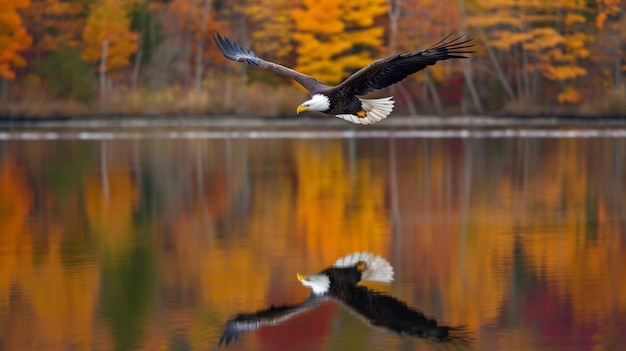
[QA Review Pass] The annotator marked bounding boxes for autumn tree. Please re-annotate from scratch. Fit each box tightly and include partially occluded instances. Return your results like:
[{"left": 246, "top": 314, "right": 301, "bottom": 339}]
[
  {"left": 128, "top": 3, "right": 163, "bottom": 90},
  {"left": 22, "top": 0, "right": 90, "bottom": 54},
  {"left": 594, "top": 0, "right": 625, "bottom": 90},
  {"left": 82, "top": 0, "right": 139, "bottom": 102},
  {"left": 145, "top": 0, "right": 224, "bottom": 90},
  {"left": 391, "top": 0, "right": 470, "bottom": 114},
  {"left": 82, "top": 0, "right": 139, "bottom": 72},
  {"left": 467, "top": 0, "right": 592, "bottom": 104},
  {"left": 244, "top": 0, "right": 296, "bottom": 62},
  {"left": 292, "top": 0, "right": 387, "bottom": 85},
  {"left": 0, "top": 0, "right": 32, "bottom": 80}
]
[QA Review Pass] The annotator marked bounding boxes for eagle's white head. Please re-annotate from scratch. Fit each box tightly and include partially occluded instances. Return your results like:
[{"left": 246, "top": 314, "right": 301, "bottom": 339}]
[{"left": 296, "top": 94, "right": 330, "bottom": 114}]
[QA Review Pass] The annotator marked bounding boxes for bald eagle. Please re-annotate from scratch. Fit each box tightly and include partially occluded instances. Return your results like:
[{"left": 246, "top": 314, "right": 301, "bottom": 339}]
[
  {"left": 219, "top": 252, "right": 466, "bottom": 346},
  {"left": 213, "top": 33, "right": 473, "bottom": 124}
]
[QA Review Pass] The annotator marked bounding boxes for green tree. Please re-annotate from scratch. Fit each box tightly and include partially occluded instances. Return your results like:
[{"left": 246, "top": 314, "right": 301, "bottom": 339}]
[{"left": 38, "top": 46, "right": 96, "bottom": 102}]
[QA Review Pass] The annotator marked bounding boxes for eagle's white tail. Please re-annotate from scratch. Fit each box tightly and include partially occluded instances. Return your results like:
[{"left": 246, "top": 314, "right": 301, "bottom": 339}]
[
  {"left": 334, "top": 252, "right": 395, "bottom": 284},
  {"left": 336, "top": 97, "right": 395, "bottom": 125}
]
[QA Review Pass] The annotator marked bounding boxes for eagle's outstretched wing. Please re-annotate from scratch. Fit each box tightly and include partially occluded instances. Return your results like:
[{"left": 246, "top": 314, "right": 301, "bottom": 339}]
[
  {"left": 334, "top": 286, "right": 468, "bottom": 342},
  {"left": 213, "top": 33, "right": 329, "bottom": 93},
  {"left": 218, "top": 294, "right": 328, "bottom": 347},
  {"left": 334, "top": 35, "right": 474, "bottom": 96}
]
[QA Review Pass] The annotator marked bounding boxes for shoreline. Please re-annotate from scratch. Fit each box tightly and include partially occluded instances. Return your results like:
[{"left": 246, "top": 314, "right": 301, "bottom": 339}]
[{"left": 1, "top": 114, "right": 626, "bottom": 130}]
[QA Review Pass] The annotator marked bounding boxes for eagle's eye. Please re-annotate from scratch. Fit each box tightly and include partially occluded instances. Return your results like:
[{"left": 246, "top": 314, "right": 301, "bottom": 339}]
[{"left": 356, "top": 261, "right": 367, "bottom": 272}]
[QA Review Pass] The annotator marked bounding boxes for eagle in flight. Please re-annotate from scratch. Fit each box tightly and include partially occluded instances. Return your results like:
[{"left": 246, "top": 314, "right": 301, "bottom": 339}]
[
  {"left": 219, "top": 252, "right": 468, "bottom": 347},
  {"left": 213, "top": 34, "right": 473, "bottom": 125}
]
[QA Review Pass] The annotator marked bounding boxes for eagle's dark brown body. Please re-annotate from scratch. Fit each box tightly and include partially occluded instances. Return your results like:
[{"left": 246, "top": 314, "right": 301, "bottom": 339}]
[{"left": 213, "top": 33, "right": 474, "bottom": 124}]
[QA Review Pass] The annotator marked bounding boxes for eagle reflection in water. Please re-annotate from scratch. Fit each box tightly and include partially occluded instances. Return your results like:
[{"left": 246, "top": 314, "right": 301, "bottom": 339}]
[{"left": 219, "top": 252, "right": 468, "bottom": 347}]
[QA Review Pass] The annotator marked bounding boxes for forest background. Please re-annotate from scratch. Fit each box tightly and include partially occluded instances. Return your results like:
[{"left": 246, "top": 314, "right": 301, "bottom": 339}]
[{"left": 1, "top": 0, "right": 625, "bottom": 119}]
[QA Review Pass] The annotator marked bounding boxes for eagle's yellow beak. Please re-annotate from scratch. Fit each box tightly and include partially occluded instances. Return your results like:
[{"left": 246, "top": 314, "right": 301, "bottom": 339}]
[
  {"left": 296, "top": 272, "right": 307, "bottom": 281},
  {"left": 296, "top": 105, "right": 308, "bottom": 114}
]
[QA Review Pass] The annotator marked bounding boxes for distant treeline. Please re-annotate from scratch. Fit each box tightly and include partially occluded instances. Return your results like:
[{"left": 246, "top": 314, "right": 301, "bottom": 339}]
[{"left": 1, "top": 0, "right": 625, "bottom": 118}]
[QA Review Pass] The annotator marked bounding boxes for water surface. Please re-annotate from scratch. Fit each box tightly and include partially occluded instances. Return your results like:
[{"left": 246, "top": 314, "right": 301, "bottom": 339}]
[{"left": 1, "top": 127, "right": 625, "bottom": 351}]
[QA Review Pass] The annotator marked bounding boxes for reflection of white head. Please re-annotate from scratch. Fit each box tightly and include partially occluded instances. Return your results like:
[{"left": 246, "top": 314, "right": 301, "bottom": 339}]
[
  {"left": 297, "top": 252, "right": 395, "bottom": 296},
  {"left": 334, "top": 252, "right": 394, "bottom": 284},
  {"left": 297, "top": 273, "right": 331, "bottom": 295}
]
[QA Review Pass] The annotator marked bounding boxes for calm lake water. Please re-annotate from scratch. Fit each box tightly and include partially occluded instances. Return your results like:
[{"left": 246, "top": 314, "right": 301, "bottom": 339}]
[{"left": 1, "top": 126, "right": 625, "bottom": 351}]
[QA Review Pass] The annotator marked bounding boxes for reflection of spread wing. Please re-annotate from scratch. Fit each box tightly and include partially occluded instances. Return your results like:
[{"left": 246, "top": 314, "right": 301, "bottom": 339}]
[
  {"left": 335, "top": 286, "right": 466, "bottom": 341},
  {"left": 219, "top": 294, "right": 328, "bottom": 347}
]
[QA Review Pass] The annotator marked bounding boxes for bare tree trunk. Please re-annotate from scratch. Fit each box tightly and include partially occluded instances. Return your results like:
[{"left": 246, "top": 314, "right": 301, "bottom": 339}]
[
  {"left": 387, "top": 0, "right": 414, "bottom": 112},
  {"left": 193, "top": 39, "right": 204, "bottom": 91},
  {"left": 424, "top": 70, "right": 443, "bottom": 114},
  {"left": 131, "top": 8, "right": 145, "bottom": 91},
  {"left": 478, "top": 27, "right": 515, "bottom": 100},
  {"left": 132, "top": 35, "right": 143, "bottom": 91},
  {"left": 522, "top": 42, "right": 530, "bottom": 98},
  {"left": 421, "top": 29, "right": 442, "bottom": 114},
  {"left": 194, "top": 0, "right": 213, "bottom": 91},
  {"left": 100, "top": 40, "right": 108, "bottom": 111},
  {"left": 514, "top": 45, "right": 523, "bottom": 98},
  {"left": 388, "top": 0, "right": 419, "bottom": 115},
  {"left": 397, "top": 84, "right": 418, "bottom": 115},
  {"left": 0, "top": 78, "right": 8, "bottom": 102},
  {"left": 615, "top": 55, "right": 623, "bottom": 89},
  {"left": 457, "top": 0, "right": 483, "bottom": 113},
  {"left": 387, "top": 0, "right": 400, "bottom": 56}
]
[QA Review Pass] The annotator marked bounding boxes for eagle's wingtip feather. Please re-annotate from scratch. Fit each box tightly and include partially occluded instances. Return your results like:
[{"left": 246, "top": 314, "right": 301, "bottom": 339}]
[{"left": 213, "top": 32, "right": 261, "bottom": 67}]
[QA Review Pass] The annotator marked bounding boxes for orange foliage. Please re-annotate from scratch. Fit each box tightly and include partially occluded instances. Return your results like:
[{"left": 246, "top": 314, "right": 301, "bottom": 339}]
[
  {"left": 0, "top": 0, "right": 32, "bottom": 79},
  {"left": 22, "top": 0, "right": 88, "bottom": 53},
  {"left": 596, "top": 0, "right": 622, "bottom": 30}
]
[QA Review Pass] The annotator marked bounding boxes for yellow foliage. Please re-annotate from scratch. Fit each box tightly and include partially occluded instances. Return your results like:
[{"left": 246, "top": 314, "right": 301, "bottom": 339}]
[
  {"left": 565, "top": 13, "right": 586, "bottom": 26},
  {"left": 523, "top": 27, "right": 565, "bottom": 51},
  {"left": 246, "top": 0, "right": 296, "bottom": 60},
  {"left": 491, "top": 31, "right": 534, "bottom": 50},
  {"left": 468, "top": 0, "right": 592, "bottom": 101},
  {"left": 543, "top": 64, "right": 587, "bottom": 80},
  {"left": 292, "top": 0, "right": 387, "bottom": 84},
  {"left": 467, "top": 14, "right": 523, "bottom": 29},
  {"left": 557, "top": 84, "right": 583, "bottom": 103},
  {"left": 81, "top": 0, "right": 138, "bottom": 72}
]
